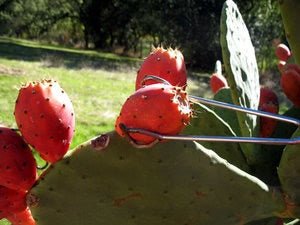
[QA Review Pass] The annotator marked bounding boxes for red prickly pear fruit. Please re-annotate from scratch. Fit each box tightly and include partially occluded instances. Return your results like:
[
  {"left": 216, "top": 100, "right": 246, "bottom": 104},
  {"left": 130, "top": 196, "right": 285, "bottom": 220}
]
[
  {"left": 0, "top": 185, "right": 27, "bottom": 220},
  {"left": 209, "top": 60, "right": 228, "bottom": 94},
  {"left": 277, "top": 60, "right": 286, "bottom": 72},
  {"left": 0, "top": 127, "right": 37, "bottom": 192},
  {"left": 259, "top": 87, "right": 279, "bottom": 138},
  {"left": 275, "top": 43, "right": 291, "bottom": 62},
  {"left": 14, "top": 80, "right": 75, "bottom": 163},
  {"left": 135, "top": 47, "right": 187, "bottom": 90},
  {"left": 275, "top": 218, "right": 284, "bottom": 225},
  {"left": 115, "top": 83, "right": 192, "bottom": 145},
  {"left": 282, "top": 63, "right": 300, "bottom": 74},
  {"left": 259, "top": 87, "right": 279, "bottom": 106},
  {"left": 6, "top": 207, "right": 36, "bottom": 225},
  {"left": 280, "top": 66, "right": 300, "bottom": 107},
  {"left": 209, "top": 73, "right": 228, "bottom": 94},
  {"left": 259, "top": 103, "right": 279, "bottom": 138}
]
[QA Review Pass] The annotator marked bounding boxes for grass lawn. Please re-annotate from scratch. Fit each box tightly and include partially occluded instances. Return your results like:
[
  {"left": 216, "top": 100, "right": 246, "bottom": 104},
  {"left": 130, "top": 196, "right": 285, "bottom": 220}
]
[{"left": 0, "top": 38, "right": 141, "bottom": 148}]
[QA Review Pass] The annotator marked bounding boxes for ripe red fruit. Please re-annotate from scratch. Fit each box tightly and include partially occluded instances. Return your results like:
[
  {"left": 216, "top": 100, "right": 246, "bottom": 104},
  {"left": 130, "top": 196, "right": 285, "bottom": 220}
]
[
  {"left": 0, "top": 185, "right": 27, "bottom": 220},
  {"left": 280, "top": 65, "right": 300, "bottom": 107},
  {"left": 283, "top": 63, "right": 300, "bottom": 74},
  {"left": 135, "top": 47, "right": 187, "bottom": 90},
  {"left": 259, "top": 87, "right": 279, "bottom": 138},
  {"left": 115, "top": 83, "right": 191, "bottom": 145},
  {"left": 277, "top": 60, "right": 286, "bottom": 72},
  {"left": 0, "top": 127, "right": 37, "bottom": 192},
  {"left": 210, "top": 73, "right": 228, "bottom": 94},
  {"left": 259, "top": 87, "right": 279, "bottom": 106},
  {"left": 275, "top": 218, "right": 283, "bottom": 225},
  {"left": 259, "top": 103, "right": 279, "bottom": 138},
  {"left": 6, "top": 207, "right": 36, "bottom": 225},
  {"left": 14, "top": 80, "right": 75, "bottom": 163},
  {"left": 275, "top": 43, "right": 291, "bottom": 62}
]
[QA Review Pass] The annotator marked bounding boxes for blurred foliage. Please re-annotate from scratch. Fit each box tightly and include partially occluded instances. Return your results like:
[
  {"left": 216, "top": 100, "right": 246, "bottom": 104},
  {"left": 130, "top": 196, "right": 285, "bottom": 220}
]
[
  {"left": 0, "top": 0, "right": 286, "bottom": 71},
  {"left": 236, "top": 0, "right": 286, "bottom": 72}
]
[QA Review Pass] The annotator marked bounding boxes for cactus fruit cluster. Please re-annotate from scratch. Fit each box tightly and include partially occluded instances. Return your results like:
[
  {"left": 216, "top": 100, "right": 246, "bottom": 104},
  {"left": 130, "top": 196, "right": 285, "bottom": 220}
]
[
  {"left": 1, "top": 0, "right": 300, "bottom": 224},
  {"left": 0, "top": 80, "right": 75, "bottom": 224},
  {"left": 0, "top": 127, "right": 37, "bottom": 225}
]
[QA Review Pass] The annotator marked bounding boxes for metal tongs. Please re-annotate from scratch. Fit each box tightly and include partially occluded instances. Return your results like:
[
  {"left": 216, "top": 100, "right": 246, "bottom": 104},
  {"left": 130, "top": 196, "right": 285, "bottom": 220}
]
[{"left": 120, "top": 75, "right": 300, "bottom": 147}]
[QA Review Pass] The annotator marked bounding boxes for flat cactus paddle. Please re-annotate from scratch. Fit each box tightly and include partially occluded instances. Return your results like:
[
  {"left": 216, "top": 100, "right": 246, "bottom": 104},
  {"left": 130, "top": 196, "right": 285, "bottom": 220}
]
[
  {"left": 220, "top": 0, "right": 261, "bottom": 165},
  {"left": 29, "top": 132, "right": 285, "bottom": 225}
]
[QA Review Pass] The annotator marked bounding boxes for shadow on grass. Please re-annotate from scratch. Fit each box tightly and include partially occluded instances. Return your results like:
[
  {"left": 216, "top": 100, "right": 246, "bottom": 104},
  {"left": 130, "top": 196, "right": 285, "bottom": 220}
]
[{"left": 0, "top": 37, "right": 141, "bottom": 71}]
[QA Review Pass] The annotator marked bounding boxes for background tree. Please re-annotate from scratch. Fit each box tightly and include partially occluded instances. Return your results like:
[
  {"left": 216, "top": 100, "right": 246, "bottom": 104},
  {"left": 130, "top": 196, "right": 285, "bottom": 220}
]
[{"left": 0, "top": 0, "right": 285, "bottom": 71}]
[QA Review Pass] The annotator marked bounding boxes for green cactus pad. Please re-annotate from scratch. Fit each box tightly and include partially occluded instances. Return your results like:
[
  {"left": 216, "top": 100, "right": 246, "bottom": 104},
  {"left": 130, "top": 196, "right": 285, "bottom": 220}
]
[
  {"left": 257, "top": 107, "right": 300, "bottom": 185},
  {"left": 213, "top": 88, "right": 241, "bottom": 136},
  {"left": 278, "top": 128, "right": 300, "bottom": 217},
  {"left": 272, "top": 106, "right": 300, "bottom": 141},
  {"left": 185, "top": 101, "right": 249, "bottom": 171},
  {"left": 279, "top": 0, "right": 300, "bottom": 64},
  {"left": 30, "top": 132, "right": 285, "bottom": 225},
  {"left": 239, "top": 107, "right": 300, "bottom": 186},
  {"left": 220, "top": 0, "right": 260, "bottom": 165}
]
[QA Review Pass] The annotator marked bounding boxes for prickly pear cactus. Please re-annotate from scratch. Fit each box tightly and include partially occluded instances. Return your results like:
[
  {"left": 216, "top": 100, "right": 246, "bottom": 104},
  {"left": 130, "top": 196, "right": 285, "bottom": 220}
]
[
  {"left": 4, "top": 0, "right": 300, "bottom": 225},
  {"left": 220, "top": 0, "right": 261, "bottom": 165},
  {"left": 29, "top": 133, "right": 286, "bottom": 225}
]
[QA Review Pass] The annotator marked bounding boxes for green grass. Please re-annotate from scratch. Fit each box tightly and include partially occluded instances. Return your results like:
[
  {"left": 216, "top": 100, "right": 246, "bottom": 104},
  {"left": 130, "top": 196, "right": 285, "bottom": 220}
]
[
  {"left": 0, "top": 50, "right": 139, "bottom": 150},
  {"left": 1, "top": 63, "right": 134, "bottom": 145}
]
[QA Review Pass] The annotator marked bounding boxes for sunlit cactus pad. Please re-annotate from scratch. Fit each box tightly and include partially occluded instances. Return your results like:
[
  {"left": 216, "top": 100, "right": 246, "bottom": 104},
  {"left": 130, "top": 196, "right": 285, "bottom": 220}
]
[{"left": 220, "top": 0, "right": 260, "bottom": 165}]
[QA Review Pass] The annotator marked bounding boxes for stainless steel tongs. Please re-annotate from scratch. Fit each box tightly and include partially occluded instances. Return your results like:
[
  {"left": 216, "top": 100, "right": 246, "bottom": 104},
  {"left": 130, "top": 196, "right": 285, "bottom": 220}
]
[{"left": 120, "top": 76, "right": 300, "bottom": 147}]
